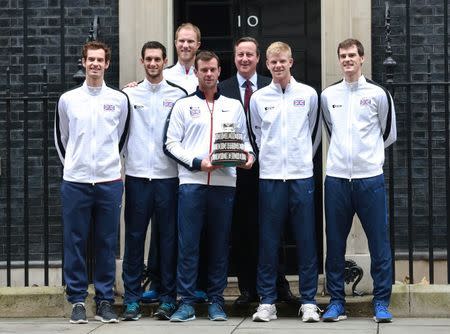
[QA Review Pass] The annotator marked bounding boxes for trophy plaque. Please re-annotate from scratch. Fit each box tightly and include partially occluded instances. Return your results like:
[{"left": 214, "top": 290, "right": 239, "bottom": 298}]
[{"left": 211, "top": 123, "right": 247, "bottom": 167}]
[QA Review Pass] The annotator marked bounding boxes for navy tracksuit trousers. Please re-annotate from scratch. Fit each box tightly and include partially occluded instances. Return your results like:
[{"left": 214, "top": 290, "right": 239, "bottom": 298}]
[
  {"left": 122, "top": 176, "right": 178, "bottom": 304},
  {"left": 61, "top": 180, "right": 123, "bottom": 304},
  {"left": 256, "top": 177, "right": 318, "bottom": 305},
  {"left": 177, "top": 184, "right": 235, "bottom": 306},
  {"left": 325, "top": 174, "right": 392, "bottom": 306}
]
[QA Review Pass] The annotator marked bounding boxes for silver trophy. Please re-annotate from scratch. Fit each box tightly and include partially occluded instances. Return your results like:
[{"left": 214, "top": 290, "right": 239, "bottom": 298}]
[{"left": 211, "top": 123, "right": 247, "bottom": 166}]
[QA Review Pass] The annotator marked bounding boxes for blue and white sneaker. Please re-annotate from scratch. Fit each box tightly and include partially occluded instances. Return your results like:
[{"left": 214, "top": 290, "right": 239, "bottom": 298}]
[
  {"left": 208, "top": 303, "right": 228, "bottom": 321},
  {"left": 373, "top": 302, "right": 392, "bottom": 323},
  {"left": 322, "top": 303, "right": 347, "bottom": 322},
  {"left": 170, "top": 303, "right": 196, "bottom": 322}
]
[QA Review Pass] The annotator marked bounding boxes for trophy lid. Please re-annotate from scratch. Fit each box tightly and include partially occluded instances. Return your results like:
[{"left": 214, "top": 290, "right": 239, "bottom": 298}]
[{"left": 221, "top": 123, "right": 235, "bottom": 132}]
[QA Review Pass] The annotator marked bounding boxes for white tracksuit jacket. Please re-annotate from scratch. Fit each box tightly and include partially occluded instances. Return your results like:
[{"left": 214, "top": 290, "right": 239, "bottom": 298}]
[
  {"left": 54, "top": 81, "right": 130, "bottom": 183},
  {"left": 321, "top": 75, "right": 397, "bottom": 179},
  {"left": 249, "top": 77, "right": 321, "bottom": 180},
  {"left": 123, "top": 78, "right": 187, "bottom": 179},
  {"left": 164, "top": 89, "right": 253, "bottom": 186},
  {"left": 163, "top": 62, "right": 198, "bottom": 94}
]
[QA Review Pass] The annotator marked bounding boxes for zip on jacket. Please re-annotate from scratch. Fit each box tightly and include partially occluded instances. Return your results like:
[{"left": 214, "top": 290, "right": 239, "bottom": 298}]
[
  {"left": 163, "top": 88, "right": 254, "bottom": 187},
  {"left": 321, "top": 75, "right": 397, "bottom": 179}
]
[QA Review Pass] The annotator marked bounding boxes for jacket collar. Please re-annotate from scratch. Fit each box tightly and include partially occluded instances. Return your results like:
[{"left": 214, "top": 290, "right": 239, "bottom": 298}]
[
  {"left": 142, "top": 78, "right": 165, "bottom": 92},
  {"left": 194, "top": 86, "right": 221, "bottom": 100},
  {"left": 343, "top": 75, "right": 366, "bottom": 90},
  {"left": 82, "top": 81, "right": 106, "bottom": 96},
  {"left": 270, "top": 76, "right": 296, "bottom": 93}
]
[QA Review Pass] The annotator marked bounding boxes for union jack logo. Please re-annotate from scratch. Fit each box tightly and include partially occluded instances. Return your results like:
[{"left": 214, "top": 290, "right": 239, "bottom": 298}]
[
  {"left": 163, "top": 100, "right": 174, "bottom": 108},
  {"left": 103, "top": 104, "right": 116, "bottom": 112},
  {"left": 294, "top": 99, "right": 305, "bottom": 106}
]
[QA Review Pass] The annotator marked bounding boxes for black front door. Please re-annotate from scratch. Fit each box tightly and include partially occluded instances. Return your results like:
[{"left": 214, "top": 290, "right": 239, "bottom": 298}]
[{"left": 175, "top": 0, "right": 323, "bottom": 275}]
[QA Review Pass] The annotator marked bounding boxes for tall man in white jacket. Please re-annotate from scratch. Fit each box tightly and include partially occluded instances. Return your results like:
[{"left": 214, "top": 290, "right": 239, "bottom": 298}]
[
  {"left": 121, "top": 41, "right": 187, "bottom": 321},
  {"left": 163, "top": 22, "right": 201, "bottom": 94},
  {"left": 249, "top": 42, "right": 321, "bottom": 323},
  {"left": 54, "top": 41, "right": 130, "bottom": 324},
  {"left": 321, "top": 38, "right": 396, "bottom": 323},
  {"left": 164, "top": 51, "right": 254, "bottom": 322}
]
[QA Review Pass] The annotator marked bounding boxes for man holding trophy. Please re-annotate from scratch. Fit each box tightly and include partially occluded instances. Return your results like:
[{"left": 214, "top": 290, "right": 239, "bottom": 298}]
[{"left": 164, "top": 50, "right": 254, "bottom": 322}]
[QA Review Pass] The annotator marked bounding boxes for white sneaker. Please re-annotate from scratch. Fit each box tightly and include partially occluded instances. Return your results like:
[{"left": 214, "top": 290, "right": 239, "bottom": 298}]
[
  {"left": 299, "top": 303, "right": 320, "bottom": 322},
  {"left": 252, "top": 304, "right": 277, "bottom": 322}
]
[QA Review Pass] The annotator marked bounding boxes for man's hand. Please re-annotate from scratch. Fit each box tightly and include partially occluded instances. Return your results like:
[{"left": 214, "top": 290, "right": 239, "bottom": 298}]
[
  {"left": 201, "top": 158, "right": 222, "bottom": 172},
  {"left": 123, "top": 81, "right": 138, "bottom": 89},
  {"left": 238, "top": 151, "right": 255, "bottom": 170}
]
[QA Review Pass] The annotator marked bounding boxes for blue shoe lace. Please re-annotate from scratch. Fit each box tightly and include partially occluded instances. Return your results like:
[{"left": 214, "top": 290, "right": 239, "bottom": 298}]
[
  {"left": 160, "top": 302, "right": 176, "bottom": 311},
  {"left": 178, "top": 303, "right": 193, "bottom": 313},
  {"left": 126, "top": 302, "right": 139, "bottom": 313},
  {"left": 209, "top": 303, "right": 227, "bottom": 320},
  {"left": 324, "top": 303, "right": 343, "bottom": 317},
  {"left": 374, "top": 302, "right": 392, "bottom": 319}
]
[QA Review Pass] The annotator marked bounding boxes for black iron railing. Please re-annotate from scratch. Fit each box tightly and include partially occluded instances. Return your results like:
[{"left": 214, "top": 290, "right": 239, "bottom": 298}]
[
  {"left": 384, "top": 1, "right": 450, "bottom": 284},
  {"left": 0, "top": 13, "right": 102, "bottom": 287},
  {"left": 1, "top": 67, "right": 59, "bottom": 286}
]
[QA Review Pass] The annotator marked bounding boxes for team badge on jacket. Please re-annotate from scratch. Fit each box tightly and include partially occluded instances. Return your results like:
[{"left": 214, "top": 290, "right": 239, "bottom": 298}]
[
  {"left": 189, "top": 106, "right": 201, "bottom": 117},
  {"left": 294, "top": 98, "right": 305, "bottom": 106},
  {"left": 103, "top": 104, "right": 116, "bottom": 112},
  {"left": 360, "top": 97, "right": 371, "bottom": 106},
  {"left": 163, "top": 100, "right": 174, "bottom": 108}
]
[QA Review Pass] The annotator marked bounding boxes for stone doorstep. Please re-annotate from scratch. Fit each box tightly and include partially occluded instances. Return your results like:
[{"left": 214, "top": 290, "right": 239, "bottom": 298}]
[{"left": 1, "top": 284, "right": 450, "bottom": 318}]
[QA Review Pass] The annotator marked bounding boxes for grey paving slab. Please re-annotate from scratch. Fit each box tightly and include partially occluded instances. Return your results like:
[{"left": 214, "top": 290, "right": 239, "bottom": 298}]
[
  {"left": 90, "top": 319, "right": 240, "bottom": 334},
  {"left": 379, "top": 325, "right": 450, "bottom": 334},
  {"left": 0, "top": 319, "right": 102, "bottom": 334},
  {"left": 389, "top": 318, "right": 450, "bottom": 326},
  {"left": 1, "top": 317, "right": 450, "bottom": 334},
  {"left": 239, "top": 317, "right": 377, "bottom": 328},
  {"left": 379, "top": 318, "right": 450, "bottom": 334},
  {"left": 236, "top": 317, "right": 378, "bottom": 333}
]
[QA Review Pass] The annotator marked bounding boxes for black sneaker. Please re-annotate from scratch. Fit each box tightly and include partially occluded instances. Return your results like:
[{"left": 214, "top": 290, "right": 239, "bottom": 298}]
[
  {"left": 122, "top": 302, "right": 141, "bottom": 321},
  {"left": 70, "top": 302, "right": 88, "bottom": 324},
  {"left": 154, "top": 302, "right": 177, "bottom": 320},
  {"left": 95, "top": 301, "right": 119, "bottom": 323}
]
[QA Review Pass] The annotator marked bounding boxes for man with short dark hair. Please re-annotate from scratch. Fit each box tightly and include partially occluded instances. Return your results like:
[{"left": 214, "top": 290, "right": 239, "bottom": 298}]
[
  {"left": 55, "top": 41, "right": 130, "bottom": 324},
  {"left": 218, "top": 37, "right": 296, "bottom": 306},
  {"left": 321, "top": 38, "right": 396, "bottom": 323},
  {"left": 141, "top": 23, "right": 206, "bottom": 305},
  {"left": 121, "top": 41, "right": 187, "bottom": 321},
  {"left": 164, "top": 51, "right": 254, "bottom": 322}
]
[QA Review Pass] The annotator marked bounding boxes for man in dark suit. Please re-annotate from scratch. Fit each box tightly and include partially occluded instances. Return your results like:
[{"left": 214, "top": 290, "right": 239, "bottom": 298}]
[{"left": 218, "top": 37, "right": 296, "bottom": 306}]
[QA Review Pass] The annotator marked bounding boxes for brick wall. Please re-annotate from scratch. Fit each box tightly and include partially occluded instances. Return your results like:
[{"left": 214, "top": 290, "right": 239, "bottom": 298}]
[
  {"left": 0, "top": 0, "right": 119, "bottom": 263},
  {"left": 372, "top": 0, "right": 449, "bottom": 252}
]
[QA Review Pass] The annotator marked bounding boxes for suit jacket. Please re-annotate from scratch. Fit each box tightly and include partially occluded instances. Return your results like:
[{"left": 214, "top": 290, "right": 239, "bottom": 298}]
[
  {"left": 218, "top": 74, "right": 271, "bottom": 154},
  {"left": 218, "top": 74, "right": 271, "bottom": 104}
]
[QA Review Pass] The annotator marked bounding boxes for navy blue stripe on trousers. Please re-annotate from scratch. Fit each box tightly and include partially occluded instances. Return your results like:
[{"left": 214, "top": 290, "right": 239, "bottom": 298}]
[
  {"left": 61, "top": 180, "right": 123, "bottom": 304},
  {"left": 325, "top": 174, "right": 392, "bottom": 306},
  {"left": 177, "top": 184, "right": 235, "bottom": 306},
  {"left": 122, "top": 176, "right": 178, "bottom": 304},
  {"left": 257, "top": 178, "right": 318, "bottom": 305}
]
